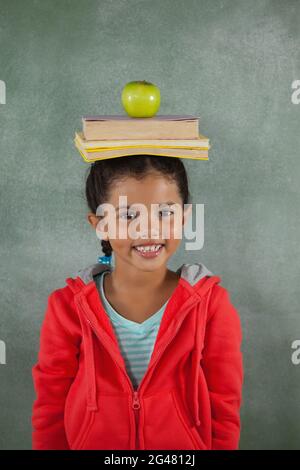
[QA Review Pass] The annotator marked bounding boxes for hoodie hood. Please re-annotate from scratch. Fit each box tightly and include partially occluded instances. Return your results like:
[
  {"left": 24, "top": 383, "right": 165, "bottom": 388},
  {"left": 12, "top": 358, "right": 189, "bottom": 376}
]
[
  {"left": 73, "top": 261, "right": 214, "bottom": 287},
  {"left": 65, "top": 261, "right": 221, "bottom": 430}
]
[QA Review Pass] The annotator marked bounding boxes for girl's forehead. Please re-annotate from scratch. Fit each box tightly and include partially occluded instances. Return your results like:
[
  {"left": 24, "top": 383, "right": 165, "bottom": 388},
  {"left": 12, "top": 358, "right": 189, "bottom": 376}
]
[{"left": 108, "top": 175, "right": 181, "bottom": 204}]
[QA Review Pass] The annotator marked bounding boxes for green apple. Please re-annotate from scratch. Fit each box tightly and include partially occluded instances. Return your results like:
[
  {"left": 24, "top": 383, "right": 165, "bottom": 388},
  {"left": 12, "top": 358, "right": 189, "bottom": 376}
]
[{"left": 121, "top": 80, "right": 161, "bottom": 117}]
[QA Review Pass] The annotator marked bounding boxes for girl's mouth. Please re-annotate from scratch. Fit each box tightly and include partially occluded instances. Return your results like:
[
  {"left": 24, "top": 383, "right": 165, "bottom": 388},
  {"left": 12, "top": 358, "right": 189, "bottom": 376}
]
[{"left": 132, "top": 244, "right": 164, "bottom": 259}]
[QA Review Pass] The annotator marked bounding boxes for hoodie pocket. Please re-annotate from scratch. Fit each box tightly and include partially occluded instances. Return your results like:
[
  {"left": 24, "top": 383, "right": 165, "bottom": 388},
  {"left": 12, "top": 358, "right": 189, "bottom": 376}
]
[
  {"left": 70, "top": 393, "right": 131, "bottom": 450},
  {"left": 71, "top": 409, "right": 96, "bottom": 450},
  {"left": 143, "top": 388, "right": 205, "bottom": 450},
  {"left": 171, "top": 388, "right": 207, "bottom": 450}
]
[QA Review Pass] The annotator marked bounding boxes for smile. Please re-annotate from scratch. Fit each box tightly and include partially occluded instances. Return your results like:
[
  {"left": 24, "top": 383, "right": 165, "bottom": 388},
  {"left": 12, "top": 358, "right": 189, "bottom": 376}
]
[{"left": 133, "top": 244, "right": 164, "bottom": 258}]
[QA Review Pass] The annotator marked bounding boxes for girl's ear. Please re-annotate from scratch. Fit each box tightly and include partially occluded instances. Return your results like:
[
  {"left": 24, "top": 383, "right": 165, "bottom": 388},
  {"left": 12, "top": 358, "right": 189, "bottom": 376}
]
[
  {"left": 87, "top": 212, "right": 99, "bottom": 229},
  {"left": 87, "top": 212, "right": 110, "bottom": 241},
  {"left": 183, "top": 204, "right": 192, "bottom": 226}
]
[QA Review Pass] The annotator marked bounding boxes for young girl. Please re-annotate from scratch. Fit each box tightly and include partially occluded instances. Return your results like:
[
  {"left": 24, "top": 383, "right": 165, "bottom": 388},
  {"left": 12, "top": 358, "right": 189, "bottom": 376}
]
[{"left": 31, "top": 155, "right": 243, "bottom": 450}]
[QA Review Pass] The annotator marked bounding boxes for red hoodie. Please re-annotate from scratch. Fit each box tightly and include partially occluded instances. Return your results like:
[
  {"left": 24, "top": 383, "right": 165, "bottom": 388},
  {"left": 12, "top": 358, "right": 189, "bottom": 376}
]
[{"left": 31, "top": 262, "right": 243, "bottom": 450}]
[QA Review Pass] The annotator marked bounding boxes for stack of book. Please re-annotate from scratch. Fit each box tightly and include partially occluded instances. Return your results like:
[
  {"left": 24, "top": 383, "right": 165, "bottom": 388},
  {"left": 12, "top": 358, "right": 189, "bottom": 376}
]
[{"left": 74, "top": 115, "right": 210, "bottom": 162}]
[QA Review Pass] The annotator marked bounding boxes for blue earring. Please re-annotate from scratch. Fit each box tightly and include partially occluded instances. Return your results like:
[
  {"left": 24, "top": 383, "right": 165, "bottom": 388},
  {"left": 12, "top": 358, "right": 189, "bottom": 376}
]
[{"left": 98, "top": 254, "right": 112, "bottom": 265}]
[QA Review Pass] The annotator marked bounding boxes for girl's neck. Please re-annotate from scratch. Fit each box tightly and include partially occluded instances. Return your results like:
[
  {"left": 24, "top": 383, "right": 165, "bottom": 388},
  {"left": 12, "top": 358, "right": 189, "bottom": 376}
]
[
  {"left": 102, "top": 263, "right": 181, "bottom": 323},
  {"left": 108, "top": 263, "right": 178, "bottom": 294}
]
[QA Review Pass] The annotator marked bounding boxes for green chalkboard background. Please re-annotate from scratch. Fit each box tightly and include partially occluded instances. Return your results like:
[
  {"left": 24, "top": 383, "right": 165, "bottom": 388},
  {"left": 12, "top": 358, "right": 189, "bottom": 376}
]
[{"left": 0, "top": 0, "right": 299, "bottom": 450}]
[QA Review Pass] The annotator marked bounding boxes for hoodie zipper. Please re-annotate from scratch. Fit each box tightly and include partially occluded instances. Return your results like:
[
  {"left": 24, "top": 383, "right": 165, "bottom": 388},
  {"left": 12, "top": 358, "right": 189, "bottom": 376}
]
[
  {"left": 78, "top": 294, "right": 199, "bottom": 449},
  {"left": 132, "top": 391, "right": 140, "bottom": 449}
]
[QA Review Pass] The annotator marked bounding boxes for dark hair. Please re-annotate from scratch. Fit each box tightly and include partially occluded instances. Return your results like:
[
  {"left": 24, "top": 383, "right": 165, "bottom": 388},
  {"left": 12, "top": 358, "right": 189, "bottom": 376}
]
[{"left": 85, "top": 155, "right": 191, "bottom": 257}]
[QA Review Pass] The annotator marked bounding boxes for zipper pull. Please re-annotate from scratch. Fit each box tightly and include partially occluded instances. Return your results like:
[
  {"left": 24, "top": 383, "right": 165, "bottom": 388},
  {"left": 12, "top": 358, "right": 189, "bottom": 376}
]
[{"left": 132, "top": 391, "right": 140, "bottom": 409}]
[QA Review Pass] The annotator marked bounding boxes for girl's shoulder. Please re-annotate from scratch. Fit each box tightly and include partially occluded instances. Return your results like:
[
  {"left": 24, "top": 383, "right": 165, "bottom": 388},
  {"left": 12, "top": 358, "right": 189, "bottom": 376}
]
[
  {"left": 204, "top": 282, "right": 241, "bottom": 328},
  {"left": 42, "top": 281, "right": 82, "bottom": 339}
]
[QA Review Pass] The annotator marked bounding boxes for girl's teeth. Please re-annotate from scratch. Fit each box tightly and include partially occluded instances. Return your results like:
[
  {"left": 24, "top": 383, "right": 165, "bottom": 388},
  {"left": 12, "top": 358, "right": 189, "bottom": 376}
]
[{"left": 135, "top": 245, "right": 162, "bottom": 252}]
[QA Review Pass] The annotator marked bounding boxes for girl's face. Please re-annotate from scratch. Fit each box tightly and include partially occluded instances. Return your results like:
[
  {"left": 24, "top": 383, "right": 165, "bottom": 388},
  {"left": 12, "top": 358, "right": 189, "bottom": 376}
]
[{"left": 88, "top": 172, "right": 192, "bottom": 272}]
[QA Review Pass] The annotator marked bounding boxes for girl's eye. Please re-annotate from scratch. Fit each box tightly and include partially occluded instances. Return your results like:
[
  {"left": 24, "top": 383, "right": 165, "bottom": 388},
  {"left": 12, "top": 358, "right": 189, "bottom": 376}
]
[
  {"left": 119, "top": 211, "right": 137, "bottom": 220},
  {"left": 160, "top": 209, "right": 174, "bottom": 217},
  {"left": 119, "top": 209, "right": 174, "bottom": 220}
]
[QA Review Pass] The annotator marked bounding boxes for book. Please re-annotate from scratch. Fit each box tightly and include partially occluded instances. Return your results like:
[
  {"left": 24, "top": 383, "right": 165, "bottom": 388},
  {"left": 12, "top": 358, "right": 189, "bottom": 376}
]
[
  {"left": 82, "top": 115, "right": 200, "bottom": 140},
  {"left": 74, "top": 138, "right": 209, "bottom": 162},
  {"left": 75, "top": 131, "right": 210, "bottom": 151}
]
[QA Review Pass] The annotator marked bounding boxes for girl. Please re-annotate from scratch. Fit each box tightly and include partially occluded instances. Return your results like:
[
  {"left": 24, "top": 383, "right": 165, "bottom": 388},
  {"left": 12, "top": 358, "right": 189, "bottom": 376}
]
[{"left": 31, "top": 155, "right": 243, "bottom": 450}]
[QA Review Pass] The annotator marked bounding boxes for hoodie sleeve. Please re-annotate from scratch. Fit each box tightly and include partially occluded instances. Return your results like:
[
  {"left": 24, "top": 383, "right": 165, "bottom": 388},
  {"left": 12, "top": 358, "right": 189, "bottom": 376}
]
[
  {"left": 201, "top": 286, "right": 244, "bottom": 450},
  {"left": 31, "top": 290, "right": 80, "bottom": 450}
]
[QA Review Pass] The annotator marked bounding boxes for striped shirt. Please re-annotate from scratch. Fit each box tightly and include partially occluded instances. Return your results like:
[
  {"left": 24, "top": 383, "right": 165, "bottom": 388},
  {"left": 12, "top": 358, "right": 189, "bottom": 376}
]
[{"left": 94, "top": 271, "right": 170, "bottom": 390}]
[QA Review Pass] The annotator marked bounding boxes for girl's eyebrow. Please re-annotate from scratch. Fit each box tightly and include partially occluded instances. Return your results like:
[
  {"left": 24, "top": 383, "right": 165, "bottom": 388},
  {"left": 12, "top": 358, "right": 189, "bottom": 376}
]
[
  {"left": 116, "top": 201, "right": 177, "bottom": 211},
  {"left": 160, "top": 201, "right": 177, "bottom": 206},
  {"left": 116, "top": 205, "right": 129, "bottom": 212}
]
